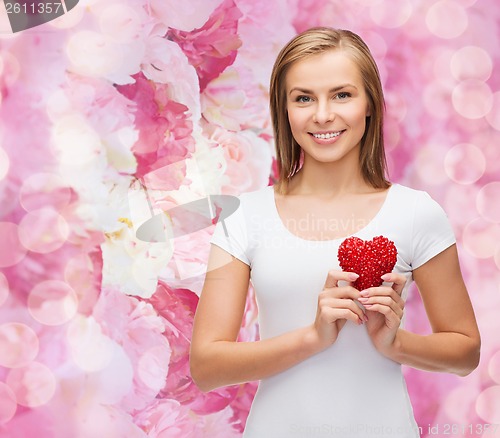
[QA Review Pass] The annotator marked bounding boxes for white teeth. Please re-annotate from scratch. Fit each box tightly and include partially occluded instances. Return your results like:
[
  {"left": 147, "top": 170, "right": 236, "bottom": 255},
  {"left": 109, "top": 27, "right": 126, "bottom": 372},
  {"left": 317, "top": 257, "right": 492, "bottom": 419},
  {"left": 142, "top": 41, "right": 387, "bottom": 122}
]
[{"left": 313, "top": 131, "right": 342, "bottom": 139}]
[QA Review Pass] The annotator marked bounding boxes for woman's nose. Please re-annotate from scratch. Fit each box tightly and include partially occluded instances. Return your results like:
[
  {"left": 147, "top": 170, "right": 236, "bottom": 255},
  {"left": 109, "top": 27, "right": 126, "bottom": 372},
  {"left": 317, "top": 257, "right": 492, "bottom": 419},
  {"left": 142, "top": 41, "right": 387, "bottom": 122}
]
[{"left": 312, "top": 101, "right": 335, "bottom": 124}]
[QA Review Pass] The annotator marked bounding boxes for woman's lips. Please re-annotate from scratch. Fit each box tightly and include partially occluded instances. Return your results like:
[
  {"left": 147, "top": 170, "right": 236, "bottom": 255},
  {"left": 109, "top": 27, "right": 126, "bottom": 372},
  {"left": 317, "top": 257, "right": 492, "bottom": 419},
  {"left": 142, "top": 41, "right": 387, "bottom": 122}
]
[{"left": 309, "top": 130, "right": 345, "bottom": 144}]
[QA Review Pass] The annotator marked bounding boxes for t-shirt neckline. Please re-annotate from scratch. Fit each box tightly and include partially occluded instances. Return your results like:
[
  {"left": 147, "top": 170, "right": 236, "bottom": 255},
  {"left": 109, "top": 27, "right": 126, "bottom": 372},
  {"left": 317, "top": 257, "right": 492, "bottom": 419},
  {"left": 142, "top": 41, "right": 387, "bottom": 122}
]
[{"left": 267, "top": 183, "right": 397, "bottom": 243}]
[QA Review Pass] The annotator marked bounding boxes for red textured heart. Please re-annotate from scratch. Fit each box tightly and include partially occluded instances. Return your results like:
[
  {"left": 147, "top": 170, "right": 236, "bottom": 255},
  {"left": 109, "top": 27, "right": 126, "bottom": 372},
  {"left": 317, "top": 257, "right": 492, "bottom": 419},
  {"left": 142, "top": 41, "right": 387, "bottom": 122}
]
[{"left": 337, "top": 236, "right": 397, "bottom": 290}]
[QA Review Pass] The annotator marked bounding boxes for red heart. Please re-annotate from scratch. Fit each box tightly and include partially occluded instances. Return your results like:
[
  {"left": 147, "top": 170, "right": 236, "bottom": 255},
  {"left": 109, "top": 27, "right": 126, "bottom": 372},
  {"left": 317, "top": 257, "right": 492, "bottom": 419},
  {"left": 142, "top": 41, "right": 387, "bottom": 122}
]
[{"left": 337, "top": 236, "right": 398, "bottom": 290}]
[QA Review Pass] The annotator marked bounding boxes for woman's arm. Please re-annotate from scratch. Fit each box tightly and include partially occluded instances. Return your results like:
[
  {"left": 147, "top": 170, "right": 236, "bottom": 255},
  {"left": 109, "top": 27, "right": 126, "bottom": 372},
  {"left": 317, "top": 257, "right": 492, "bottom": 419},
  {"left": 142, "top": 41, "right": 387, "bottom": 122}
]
[
  {"left": 190, "top": 244, "right": 365, "bottom": 392},
  {"left": 388, "top": 244, "right": 481, "bottom": 376}
]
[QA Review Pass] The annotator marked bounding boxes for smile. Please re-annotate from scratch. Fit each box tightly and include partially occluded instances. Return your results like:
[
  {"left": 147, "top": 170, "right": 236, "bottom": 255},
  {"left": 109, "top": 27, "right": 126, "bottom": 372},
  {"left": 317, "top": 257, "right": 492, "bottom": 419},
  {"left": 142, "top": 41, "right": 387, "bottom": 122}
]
[{"left": 311, "top": 131, "right": 344, "bottom": 139}]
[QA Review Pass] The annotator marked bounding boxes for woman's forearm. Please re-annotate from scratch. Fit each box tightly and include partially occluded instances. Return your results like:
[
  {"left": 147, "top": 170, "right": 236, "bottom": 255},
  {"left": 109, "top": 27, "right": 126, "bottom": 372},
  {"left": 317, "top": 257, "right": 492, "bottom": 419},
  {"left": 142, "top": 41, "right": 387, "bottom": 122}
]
[
  {"left": 388, "top": 329, "right": 480, "bottom": 376},
  {"left": 190, "top": 325, "right": 322, "bottom": 392}
]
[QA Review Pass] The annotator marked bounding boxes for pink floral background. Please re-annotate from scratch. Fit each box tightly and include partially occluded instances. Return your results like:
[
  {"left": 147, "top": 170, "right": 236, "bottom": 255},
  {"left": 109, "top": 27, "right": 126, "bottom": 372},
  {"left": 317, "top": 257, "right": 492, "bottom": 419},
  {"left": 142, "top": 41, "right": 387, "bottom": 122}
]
[{"left": 0, "top": 0, "right": 500, "bottom": 436}]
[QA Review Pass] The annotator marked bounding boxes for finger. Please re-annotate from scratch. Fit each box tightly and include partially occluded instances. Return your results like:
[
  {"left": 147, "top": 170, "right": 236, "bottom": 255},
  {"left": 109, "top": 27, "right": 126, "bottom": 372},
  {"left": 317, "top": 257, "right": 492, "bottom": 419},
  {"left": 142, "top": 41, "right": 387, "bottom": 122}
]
[
  {"left": 360, "top": 296, "right": 404, "bottom": 317},
  {"left": 362, "top": 304, "right": 402, "bottom": 328},
  {"left": 359, "top": 287, "right": 405, "bottom": 308},
  {"left": 320, "top": 297, "right": 367, "bottom": 321},
  {"left": 321, "top": 306, "right": 364, "bottom": 325},
  {"left": 380, "top": 273, "right": 407, "bottom": 296},
  {"left": 324, "top": 269, "right": 359, "bottom": 289},
  {"left": 322, "top": 285, "right": 362, "bottom": 300}
]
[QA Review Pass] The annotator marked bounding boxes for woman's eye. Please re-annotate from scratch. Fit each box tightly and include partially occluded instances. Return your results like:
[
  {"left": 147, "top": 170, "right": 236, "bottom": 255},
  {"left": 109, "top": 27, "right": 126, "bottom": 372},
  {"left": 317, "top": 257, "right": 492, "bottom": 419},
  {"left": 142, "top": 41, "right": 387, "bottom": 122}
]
[
  {"left": 295, "top": 95, "right": 312, "bottom": 103},
  {"left": 336, "top": 92, "right": 351, "bottom": 100}
]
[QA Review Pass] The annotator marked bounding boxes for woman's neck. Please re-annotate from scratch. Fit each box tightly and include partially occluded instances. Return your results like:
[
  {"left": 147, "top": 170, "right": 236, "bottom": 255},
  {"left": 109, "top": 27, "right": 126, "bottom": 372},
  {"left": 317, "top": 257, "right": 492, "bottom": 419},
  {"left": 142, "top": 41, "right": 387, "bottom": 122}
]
[{"left": 285, "top": 156, "right": 369, "bottom": 198}]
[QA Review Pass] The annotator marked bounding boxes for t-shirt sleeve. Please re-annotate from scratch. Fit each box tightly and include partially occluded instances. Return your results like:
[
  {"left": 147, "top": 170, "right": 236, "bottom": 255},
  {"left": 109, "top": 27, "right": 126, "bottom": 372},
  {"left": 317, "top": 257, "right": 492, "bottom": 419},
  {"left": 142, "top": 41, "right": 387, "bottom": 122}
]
[
  {"left": 411, "top": 191, "right": 456, "bottom": 269},
  {"left": 210, "top": 200, "right": 250, "bottom": 266}
]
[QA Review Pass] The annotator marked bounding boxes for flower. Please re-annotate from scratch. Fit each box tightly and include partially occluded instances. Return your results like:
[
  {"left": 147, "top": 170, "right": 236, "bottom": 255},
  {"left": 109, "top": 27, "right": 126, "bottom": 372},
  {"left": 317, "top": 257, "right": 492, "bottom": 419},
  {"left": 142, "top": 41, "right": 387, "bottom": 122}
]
[
  {"left": 135, "top": 399, "right": 203, "bottom": 438},
  {"left": 116, "top": 73, "right": 196, "bottom": 180},
  {"left": 167, "top": 0, "right": 242, "bottom": 92},
  {"left": 200, "top": 406, "right": 241, "bottom": 437},
  {"left": 232, "top": 0, "right": 296, "bottom": 86},
  {"left": 201, "top": 65, "right": 270, "bottom": 132},
  {"left": 205, "top": 125, "right": 273, "bottom": 195},
  {"left": 141, "top": 36, "right": 201, "bottom": 122},
  {"left": 149, "top": 0, "right": 224, "bottom": 33},
  {"left": 146, "top": 282, "right": 239, "bottom": 414},
  {"left": 93, "top": 288, "right": 171, "bottom": 411}
]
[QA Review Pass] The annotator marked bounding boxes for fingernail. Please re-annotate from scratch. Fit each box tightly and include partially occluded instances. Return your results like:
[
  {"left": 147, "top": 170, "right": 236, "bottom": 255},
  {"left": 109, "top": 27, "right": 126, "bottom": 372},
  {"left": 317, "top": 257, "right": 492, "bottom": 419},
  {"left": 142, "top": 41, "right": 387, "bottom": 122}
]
[
  {"left": 381, "top": 273, "right": 391, "bottom": 281},
  {"left": 364, "top": 314, "right": 369, "bottom": 322},
  {"left": 348, "top": 273, "right": 359, "bottom": 281},
  {"left": 360, "top": 290, "right": 368, "bottom": 297},
  {"left": 358, "top": 297, "right": 368, "bottom": 302}
]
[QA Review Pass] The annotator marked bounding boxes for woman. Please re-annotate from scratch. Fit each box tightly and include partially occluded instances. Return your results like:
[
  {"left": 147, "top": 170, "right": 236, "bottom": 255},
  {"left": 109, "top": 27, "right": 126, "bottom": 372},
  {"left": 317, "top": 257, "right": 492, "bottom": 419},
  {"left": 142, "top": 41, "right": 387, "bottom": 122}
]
[{"left": 190, "top": 28, "right": 480, "bottom": 437}]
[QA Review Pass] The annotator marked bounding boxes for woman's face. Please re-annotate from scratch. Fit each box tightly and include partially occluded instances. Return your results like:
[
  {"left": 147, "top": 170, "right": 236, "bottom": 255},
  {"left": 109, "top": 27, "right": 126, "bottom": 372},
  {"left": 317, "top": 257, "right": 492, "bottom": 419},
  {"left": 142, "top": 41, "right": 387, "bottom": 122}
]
[{"left": 285, "top": 49, "right": 370, "bottom": 167}]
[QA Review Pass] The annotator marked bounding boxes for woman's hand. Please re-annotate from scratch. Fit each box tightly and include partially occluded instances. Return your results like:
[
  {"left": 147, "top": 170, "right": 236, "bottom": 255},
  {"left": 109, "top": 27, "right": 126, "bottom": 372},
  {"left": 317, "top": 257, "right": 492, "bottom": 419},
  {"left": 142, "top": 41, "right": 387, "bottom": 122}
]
[
  {"left": 310, "top": 270, "right": 368, "bottom": 351},
  {"left": 358, "top": 272, "right": 406, "bottom": 357}
]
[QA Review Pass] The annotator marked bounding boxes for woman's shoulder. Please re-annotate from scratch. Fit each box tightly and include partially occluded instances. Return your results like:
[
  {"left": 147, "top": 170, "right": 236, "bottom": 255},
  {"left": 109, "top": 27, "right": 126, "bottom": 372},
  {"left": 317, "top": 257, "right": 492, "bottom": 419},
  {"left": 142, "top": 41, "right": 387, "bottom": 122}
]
[
  {"left": 389, "top": 182, "right": 451, "bottom": 225},
  {"left": 389, "top": 183, "right": 437, "bottom": 206},
  {"left": 390, "top": 182, "right": 426, "bottom": 197},
  {"left": 238, "top": 184, "right": 274, "bottom": 205}
]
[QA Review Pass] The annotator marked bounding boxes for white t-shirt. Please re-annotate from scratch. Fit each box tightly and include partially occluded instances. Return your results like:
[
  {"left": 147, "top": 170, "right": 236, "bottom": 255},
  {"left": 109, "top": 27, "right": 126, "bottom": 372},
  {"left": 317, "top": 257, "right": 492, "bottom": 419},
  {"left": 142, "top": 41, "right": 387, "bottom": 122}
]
[{"left": 210, "top": 183, "right": 456, "bottom": 438}]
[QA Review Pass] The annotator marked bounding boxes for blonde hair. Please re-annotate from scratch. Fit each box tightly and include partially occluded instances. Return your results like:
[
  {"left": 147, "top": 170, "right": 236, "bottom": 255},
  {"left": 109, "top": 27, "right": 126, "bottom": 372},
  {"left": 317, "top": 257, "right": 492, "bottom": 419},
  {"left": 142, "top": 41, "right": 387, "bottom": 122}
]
[{"left": 269, "top": 27, "right": 390, "bottom": 194}]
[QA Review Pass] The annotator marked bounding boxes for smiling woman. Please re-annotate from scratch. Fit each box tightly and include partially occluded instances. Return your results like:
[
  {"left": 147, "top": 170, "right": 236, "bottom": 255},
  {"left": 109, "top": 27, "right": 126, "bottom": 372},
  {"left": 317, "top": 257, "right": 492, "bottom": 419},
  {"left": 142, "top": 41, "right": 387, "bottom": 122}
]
[
  {"left": 286, "top": 50, "right": 370, "bottom": 171},
  {"left": 190, "top": 27, "right": 480, "bottom": 438}
]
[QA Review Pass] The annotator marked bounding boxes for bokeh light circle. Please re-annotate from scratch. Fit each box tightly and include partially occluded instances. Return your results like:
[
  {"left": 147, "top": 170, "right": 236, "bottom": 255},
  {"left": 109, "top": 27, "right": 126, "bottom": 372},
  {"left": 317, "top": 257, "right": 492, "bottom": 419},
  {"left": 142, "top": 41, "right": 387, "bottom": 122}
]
[
  {"left": 19, "top": 173, "right": 72, "bottom": 212},
  {"left": 452, "top": 80, "right": 493, "bottom": 119},
  {"left": 455, "top": 0, "right": 478, "bottom": 6},
  {"left": 0, "top": 222, "right": 28, "bottom": 268},
  {"left": 485, "top": 91, "right": 500, "bottom": 131},
  {"left": 423, "top": 80, "right": 453, "bottom": 119},
  {"left": 476, "top": 182, "right": 500, "bottom": 223},
  {"left": 370, "top": 0, "right": 413, "bottom": 28},
  {"left": 432, "top": 48, "right": 455, "bottom": 82},
  {"left": 0, "top": 323, "right": 39, "bottom": 368},
  {"left": 444, "top": 183, "right": 479, "bottom": 228},
  {"left": 18, "top": 208, "right": 69, "bottom": 254},
  {"left": 383, "top": 117, "right": 401, "bottom": 151},
  {"left": 0, "top": 382, "right": 17, "bottom": 424},
  {"left": 415, "top": 144, "right": 448, "bottom": 185},
  {"left": 6, "top": 362, "right": 56, "bottom": 408},
  {"left": 442, "top": 385, "right": 475, "bottom": 423},
  {"left": 0, "top": 272, "right": 8, "bottom": 307},
  {"left": 386, "top": 93, "right": 407, "bottom": 123},
  {"left": 450, "top": 46, "right": 492, "bottom": 81},
  {"left": 476, "top": 385, "right": 500, "bottom": 423},
  {"left": 64, "top": 254, "right": 99, "bottom": 314},
  {"left": 471, "top": 130, "right": 500, "bottom": 176},
  {"left": 0, "top": 146, "right": 9, "bottom": 182},
  {"left": 361, "top": 31, "right": 387, "bottom": 61},
  {"left": 444, "top": 143, "right": 485, "bottom": 184},
  {"left": 462, "top": 218, "right": 500, "bottom": 259},
  {"left": 494, "top": 246, "right": 500, "bottom": 273},
  {"left": 426, "top": 0, "right": 468, "bottom": 39},
  {"left": 28, "top": 280, "right": 78, "bottom": 326},
  {"left": 488, "top": 350, "right": 500, "bottom": 385}
]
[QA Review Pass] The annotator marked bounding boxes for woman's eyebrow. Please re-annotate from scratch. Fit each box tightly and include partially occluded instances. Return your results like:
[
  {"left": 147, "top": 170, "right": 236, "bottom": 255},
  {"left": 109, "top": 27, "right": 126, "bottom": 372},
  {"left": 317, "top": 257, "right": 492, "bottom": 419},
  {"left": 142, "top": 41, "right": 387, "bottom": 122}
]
[{"left": 288, "top": 84, "right": 357, "bottom": 95}]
